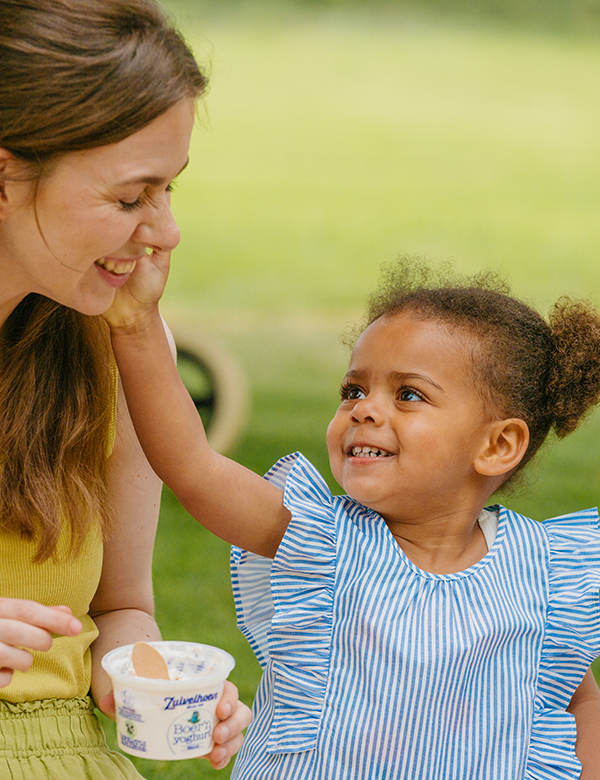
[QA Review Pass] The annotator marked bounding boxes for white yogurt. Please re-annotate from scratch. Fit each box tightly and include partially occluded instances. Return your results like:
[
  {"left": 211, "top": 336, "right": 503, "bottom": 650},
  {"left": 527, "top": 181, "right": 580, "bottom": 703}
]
[{"left": 102, "top": 641, "right": 235, "bottom": 761}]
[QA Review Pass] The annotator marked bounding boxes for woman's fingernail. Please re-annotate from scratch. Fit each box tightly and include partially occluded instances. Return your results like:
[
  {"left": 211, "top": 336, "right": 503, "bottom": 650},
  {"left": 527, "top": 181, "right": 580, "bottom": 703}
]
[{"left": 221, "top": 702, "right": 233, "bottom": 718}]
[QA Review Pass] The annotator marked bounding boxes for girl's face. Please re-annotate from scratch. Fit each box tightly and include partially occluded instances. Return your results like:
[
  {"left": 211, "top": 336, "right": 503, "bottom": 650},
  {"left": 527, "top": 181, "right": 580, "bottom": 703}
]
[
  {"left": 326, "top": 313, "right": 497, "bottom": 526},
  {"left": 0, "top": 98, "right": 195, "bottom": 321}
]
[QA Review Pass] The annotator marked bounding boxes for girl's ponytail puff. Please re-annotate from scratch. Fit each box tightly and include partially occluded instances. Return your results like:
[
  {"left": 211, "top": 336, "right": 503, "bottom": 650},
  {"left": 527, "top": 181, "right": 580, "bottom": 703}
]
[
  {"left": 547, "top": 297, "right": 600, "bottom": 438},
  {"left": 361, "top": 256, "right": 600, "bottom": 483}
]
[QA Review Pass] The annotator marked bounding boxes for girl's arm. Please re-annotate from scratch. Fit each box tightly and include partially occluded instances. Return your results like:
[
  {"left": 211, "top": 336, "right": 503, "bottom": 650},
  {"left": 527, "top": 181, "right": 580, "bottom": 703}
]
[
  {"left": 89, "top": 380, "right": 251, "bottom": 769},
  {"left": 567, "top": 668, "right": 600, "bottom": 778},
  {"left": 105, "top": 253, "right": 291, "bottom": 558}
]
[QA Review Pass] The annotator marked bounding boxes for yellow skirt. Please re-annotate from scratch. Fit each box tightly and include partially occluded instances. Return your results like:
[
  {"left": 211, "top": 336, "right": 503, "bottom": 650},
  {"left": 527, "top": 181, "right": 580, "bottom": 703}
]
[{"left": 0, "top": 697, "right": 145, "bottom": 779}]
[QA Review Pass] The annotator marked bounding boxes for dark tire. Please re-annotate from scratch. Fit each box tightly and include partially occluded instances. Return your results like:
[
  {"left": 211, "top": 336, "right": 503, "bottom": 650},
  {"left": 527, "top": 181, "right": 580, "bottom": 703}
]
[{"left": 167, "top": 320, "right": 248, "bottom": 455}]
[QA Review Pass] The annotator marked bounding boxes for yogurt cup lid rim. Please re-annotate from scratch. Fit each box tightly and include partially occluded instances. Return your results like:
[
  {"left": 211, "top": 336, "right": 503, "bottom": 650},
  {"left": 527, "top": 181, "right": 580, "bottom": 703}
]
[{"left": 101, "top": 640, "right": 235, "bottom": 686}]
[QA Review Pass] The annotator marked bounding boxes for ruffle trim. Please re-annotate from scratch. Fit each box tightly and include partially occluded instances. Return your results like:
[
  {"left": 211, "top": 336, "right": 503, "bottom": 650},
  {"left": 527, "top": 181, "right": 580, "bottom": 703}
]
[
  {"left": 525, "top": 707, "right": 580, "bottom": 780},
  {"left": 526, "top": 507, "right": 600, "bottom": 779},
  {"left": 231, "top": 453, "right": 336, "bottom": 754}
]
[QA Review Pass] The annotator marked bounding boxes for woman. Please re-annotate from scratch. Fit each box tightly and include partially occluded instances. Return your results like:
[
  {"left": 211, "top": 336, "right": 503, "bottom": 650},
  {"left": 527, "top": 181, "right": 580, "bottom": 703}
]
[{"left": 0, "top": 0, "right": 250, "bottom": 776}]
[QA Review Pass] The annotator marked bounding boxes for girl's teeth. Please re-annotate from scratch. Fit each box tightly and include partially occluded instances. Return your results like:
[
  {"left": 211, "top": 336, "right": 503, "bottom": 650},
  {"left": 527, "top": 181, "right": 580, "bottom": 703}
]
[{"left": 352, "top": 446, "right": 390, "bottom": 457}]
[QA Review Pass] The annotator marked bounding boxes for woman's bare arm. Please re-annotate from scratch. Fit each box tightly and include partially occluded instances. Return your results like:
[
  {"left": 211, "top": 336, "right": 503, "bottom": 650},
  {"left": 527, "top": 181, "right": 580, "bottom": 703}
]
[{"left": 89, "top": 380, "right": 251, "bottom": 768}]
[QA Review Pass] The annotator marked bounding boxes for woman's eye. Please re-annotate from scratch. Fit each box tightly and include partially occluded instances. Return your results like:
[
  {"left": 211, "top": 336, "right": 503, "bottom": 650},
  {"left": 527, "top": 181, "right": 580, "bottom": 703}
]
[
  {"left": 341, "top": 385, "right": 365, "bottom": 401},
  {"left": 399, "top": 387, "right": 423, "bottom": 402},
  {"left": 119, "top": 197, "right": 143, "bottom": 212}
]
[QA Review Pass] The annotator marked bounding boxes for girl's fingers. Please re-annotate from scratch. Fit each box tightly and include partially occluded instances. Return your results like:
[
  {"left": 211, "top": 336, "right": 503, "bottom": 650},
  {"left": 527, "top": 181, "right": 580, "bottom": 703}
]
[{"left": 0, "top": 668, "right": 14, "bottom": 688}]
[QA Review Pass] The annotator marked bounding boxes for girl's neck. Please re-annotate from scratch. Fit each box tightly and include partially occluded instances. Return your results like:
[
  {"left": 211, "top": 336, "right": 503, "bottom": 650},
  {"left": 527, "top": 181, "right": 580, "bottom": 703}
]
[{"left": 384, "top": 504, "right": 490, "bottom": 574}]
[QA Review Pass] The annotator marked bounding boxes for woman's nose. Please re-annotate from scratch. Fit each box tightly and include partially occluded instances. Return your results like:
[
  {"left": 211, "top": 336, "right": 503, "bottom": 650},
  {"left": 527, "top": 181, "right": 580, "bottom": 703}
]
[{"left": 134, "top": 200, "right": 180, "bottom": 253}]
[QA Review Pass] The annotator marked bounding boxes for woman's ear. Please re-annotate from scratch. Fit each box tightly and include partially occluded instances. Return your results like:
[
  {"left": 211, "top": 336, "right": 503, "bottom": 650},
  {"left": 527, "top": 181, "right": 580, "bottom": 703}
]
[
  {"left": 0, "top": 148, "right": 21, "bottom": 217},
  {"left": 475, "top": 418, "right": 530, "bottom": 477}
]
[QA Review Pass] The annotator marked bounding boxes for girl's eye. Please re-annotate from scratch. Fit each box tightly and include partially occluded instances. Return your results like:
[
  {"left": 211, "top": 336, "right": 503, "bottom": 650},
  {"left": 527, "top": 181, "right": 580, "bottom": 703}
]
[
  {"left": 341, "top": 384, "right": 365, "bottom": 401},
  {"left": 119, "top": 197, "right": 143, "bottom": 212},
  {"left": 398, "top": 387, "right": 423, "bottom": 402}
]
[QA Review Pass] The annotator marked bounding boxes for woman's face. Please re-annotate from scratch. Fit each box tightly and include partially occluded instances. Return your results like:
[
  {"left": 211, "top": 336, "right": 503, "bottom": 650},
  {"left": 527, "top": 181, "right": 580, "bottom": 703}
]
[{"left": 0, "top": 98, "right": 195, "bottom": 319}]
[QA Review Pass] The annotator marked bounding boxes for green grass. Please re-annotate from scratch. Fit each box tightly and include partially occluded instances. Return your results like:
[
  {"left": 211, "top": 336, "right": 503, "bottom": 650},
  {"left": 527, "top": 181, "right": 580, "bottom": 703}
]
[{"left": 99, "top": 4, "right": 600, "bottom": 776}]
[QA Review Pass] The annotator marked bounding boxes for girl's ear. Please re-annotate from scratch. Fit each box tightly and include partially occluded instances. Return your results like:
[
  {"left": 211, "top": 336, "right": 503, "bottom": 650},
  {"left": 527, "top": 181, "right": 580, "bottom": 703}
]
[{"left": 474, "top": 418, "right": 529, "bottom": 477}]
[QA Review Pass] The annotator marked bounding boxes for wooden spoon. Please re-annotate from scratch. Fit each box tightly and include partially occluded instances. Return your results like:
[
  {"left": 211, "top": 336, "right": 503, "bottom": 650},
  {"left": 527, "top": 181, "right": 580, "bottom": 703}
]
[{"left": 131, "top": 642, "right": 170, "bottom": 680}]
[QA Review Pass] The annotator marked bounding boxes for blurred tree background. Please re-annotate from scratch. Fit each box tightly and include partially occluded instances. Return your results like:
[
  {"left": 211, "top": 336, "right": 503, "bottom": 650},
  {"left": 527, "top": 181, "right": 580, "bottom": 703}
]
[{"left": 98, "top": 1, "right": 600, "bottom": 776}]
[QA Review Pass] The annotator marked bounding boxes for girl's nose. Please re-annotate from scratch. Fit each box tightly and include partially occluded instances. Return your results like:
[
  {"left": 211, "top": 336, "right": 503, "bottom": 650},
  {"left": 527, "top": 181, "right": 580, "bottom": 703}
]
[{"left": 350, "top": 395, "right": 385, "bottom": 425}]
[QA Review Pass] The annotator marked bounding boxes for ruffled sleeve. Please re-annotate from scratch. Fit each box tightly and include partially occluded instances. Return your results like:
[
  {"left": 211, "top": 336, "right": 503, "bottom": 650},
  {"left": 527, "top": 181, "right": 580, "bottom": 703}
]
[
  {"left": 230, "top": 452, "right": 337, "bottom": 754},
  {"left": 526, "top": 507, "right": 600, "bottom": 780}
]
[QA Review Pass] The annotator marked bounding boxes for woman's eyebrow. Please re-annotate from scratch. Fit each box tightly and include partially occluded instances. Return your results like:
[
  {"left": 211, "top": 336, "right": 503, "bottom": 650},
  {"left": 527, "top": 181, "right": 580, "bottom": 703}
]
[{"left": 116, "top": 158, "right": 190, "bottom": 187}]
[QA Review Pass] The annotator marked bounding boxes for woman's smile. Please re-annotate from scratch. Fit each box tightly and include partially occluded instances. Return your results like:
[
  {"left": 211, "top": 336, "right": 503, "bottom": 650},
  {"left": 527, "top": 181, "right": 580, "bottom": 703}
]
[
  {"left": 0, "top": 99, "right": 194, "bottom": 320},
  {"left": 95, "top": 257, "right": 140, "bottom": 287}
]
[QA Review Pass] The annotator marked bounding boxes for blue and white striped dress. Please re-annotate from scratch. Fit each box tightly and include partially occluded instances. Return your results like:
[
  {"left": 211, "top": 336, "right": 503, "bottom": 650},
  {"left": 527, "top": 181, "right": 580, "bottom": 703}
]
[{"left": 230, "top": 453, "right": 600, "bottom": 780}]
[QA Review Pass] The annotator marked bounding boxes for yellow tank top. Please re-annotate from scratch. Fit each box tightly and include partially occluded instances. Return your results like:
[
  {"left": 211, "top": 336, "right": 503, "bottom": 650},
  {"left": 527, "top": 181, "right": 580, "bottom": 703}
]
[
  {"left": 0, "top": 524, "right": 103, "bottom": 702},
  {"left": 0, "top": 367, "right": 118, "bottom": 702}
]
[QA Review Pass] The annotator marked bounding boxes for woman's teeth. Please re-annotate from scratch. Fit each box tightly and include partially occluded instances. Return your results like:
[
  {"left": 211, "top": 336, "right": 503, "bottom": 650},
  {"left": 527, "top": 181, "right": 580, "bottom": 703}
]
[
  {"left": 96, "top": 258, "right": 136, "bottom": 274},
  {"left": 351, "top": 446, "right": 391, "bottom": 457}
]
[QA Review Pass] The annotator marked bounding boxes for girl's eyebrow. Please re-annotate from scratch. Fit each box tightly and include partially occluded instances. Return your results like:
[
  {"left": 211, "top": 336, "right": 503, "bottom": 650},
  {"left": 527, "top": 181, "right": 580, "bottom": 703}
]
[
  {"left": 345, "top": 368, "right": 443, "bottom": 392},
  {"left": 390, "top": 372, "right": 444, "bottom": 392},
  {"left": 116, "top": 158, "right": 190, "bottom": 187}
]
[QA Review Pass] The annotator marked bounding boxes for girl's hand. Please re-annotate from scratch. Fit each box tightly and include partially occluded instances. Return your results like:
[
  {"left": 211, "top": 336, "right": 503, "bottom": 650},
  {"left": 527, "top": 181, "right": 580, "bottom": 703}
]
[
  {"left": 203, "top": 681, "right": 252, "bottom": 769},
  {"left": 102, "top": 248, "right": 170, "bottom": 334},
  {"left": 0, "top": 598, "right": 82, "bottom": 687}
]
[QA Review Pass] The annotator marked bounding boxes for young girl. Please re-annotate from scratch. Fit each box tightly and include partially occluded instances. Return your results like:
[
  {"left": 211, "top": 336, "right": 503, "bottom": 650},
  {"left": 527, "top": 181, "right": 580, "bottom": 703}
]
[{"left": 106, "top": 256, "right": 600, "bottom": 779}]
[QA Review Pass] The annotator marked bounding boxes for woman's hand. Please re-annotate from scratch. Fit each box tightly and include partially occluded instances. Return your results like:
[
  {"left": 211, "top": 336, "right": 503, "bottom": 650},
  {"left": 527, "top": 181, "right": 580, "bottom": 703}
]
[
  {"left": 0, "top": 598, "right": 82, "bottom": 687},
  {"left": 97, "top": 671, "right": 252, "bottom": 769},
  {"left": 204, "top": 681, "right": 252, "bottom": 770}
]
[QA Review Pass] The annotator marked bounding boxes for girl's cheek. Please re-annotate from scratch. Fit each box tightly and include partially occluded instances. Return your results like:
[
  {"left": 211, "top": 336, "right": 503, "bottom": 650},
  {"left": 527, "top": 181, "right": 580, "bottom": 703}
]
[{"left": 325, "top": 418, "right": 341, "bottom": 454}]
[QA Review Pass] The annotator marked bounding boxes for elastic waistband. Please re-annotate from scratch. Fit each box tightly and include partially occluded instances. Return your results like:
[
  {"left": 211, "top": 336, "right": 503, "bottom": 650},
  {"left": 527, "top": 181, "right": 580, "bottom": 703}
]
[{"left": 0, "top": 697, "right": 108, "bottom": 758}]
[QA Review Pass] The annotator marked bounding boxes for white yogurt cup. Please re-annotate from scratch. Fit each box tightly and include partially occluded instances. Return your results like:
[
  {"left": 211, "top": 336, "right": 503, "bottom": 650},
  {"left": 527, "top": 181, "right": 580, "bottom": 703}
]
[{"left": 101, "top": 641, "right": 235, "bottom": 761}]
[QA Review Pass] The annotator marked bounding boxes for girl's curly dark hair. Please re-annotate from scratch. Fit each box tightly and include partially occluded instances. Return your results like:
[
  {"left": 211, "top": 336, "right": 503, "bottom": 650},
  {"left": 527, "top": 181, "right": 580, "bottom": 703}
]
[{"left": 354, "top": 256, "right": 600, "bottom": 480}]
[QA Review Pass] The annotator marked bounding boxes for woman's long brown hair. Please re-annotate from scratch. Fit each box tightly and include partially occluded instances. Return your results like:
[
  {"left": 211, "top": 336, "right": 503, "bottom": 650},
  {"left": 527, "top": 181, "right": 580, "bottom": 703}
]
[
  {"left": 0, "top": 0, "right": 207, "bottom": 561},
  {"left": 0, "top": 299, "right": 113, "bottom": 561}
]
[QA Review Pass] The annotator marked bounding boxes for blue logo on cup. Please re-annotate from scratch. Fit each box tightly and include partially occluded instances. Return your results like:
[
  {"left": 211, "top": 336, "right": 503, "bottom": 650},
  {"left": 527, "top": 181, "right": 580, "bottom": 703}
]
[{"left": 167, "top": 709, "right": 213, "bottom": 754}]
